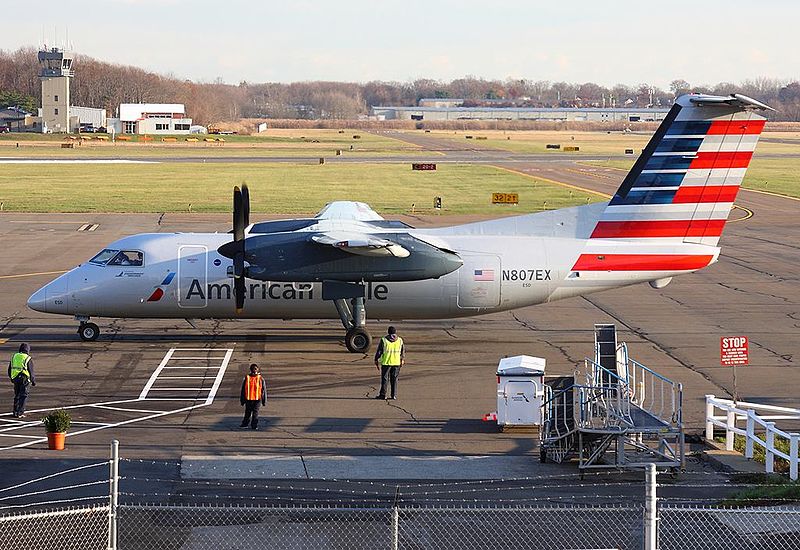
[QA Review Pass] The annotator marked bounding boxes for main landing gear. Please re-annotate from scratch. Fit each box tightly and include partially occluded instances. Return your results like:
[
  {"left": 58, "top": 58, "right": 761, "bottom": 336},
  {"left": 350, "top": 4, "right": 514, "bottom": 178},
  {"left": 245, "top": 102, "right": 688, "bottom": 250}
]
[
  {"left": 333, "top": 295, "right": 372, "bottom": 353},
  {"left": 76, "top": 316, "right": 100, "bottom": 342}
]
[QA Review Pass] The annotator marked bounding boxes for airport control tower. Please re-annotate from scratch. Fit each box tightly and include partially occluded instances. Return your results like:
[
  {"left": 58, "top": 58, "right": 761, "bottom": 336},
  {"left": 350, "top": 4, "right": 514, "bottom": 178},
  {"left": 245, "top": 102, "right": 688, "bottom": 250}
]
[{"left": 38, "top": 47, "right": 74, "bottom": 133}]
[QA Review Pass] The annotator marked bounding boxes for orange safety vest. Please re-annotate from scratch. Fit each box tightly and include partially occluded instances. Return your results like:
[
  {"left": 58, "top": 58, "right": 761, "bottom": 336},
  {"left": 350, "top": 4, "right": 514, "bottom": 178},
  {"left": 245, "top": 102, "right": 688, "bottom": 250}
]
[{"left": 244, "top": 374, "right": 263, "bottom": 401}]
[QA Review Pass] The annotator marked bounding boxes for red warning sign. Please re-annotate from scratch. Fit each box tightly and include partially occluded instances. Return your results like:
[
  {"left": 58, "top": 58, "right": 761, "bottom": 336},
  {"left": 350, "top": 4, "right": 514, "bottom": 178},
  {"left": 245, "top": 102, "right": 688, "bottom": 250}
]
[{"left": 720, "top": 336, "right": 749, "bottom": 366}]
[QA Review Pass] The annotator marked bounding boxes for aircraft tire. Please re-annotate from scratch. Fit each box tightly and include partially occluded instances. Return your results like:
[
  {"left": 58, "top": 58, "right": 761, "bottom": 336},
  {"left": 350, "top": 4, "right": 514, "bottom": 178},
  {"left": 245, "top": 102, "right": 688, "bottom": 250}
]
[
  {"left": 78, "top": 322, "right": 100, "bottom": 342},
  {"left": 345, "top": 327, "right": 372, "bottom": 353}
]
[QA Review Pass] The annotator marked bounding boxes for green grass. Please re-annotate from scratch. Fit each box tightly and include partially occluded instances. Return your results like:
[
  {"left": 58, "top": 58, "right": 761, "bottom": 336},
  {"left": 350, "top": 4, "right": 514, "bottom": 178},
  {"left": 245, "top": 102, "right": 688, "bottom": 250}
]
[
  {"left": 0, "top": 163, "right": 602, "bottom": 213},
  {"left": 582, "top": 157, "right": 800, "bottom": 199},
  {"left": 720, "top": 473, "right": 800, "bottom": 507},
  {"left": 715, "top": 434, "right": 792, "bottom": 474}
]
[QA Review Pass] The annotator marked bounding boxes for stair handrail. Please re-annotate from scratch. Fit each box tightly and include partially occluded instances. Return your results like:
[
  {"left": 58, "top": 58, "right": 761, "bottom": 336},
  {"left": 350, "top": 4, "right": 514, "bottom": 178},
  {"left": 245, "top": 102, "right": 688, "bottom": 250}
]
[
  {"left": 541, "top": 383, "right": 577, "bottom": 443},
  {"left": 583, "top": 358, "right": 633, "bottom": 428}
]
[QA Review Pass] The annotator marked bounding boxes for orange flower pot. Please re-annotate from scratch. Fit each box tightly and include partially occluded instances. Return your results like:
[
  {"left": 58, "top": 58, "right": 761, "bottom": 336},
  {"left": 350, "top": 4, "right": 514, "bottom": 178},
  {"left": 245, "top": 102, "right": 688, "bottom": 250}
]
[{"left": 47, "top": 432, "right": 66, "bottom": 451}]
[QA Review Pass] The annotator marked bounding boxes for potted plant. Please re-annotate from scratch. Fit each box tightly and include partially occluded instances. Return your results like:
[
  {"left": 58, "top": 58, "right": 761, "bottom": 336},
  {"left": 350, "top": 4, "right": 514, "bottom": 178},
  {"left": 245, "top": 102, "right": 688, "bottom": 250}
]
[{"left": 42, "top": 409, "right": 71, "bottom": 450}]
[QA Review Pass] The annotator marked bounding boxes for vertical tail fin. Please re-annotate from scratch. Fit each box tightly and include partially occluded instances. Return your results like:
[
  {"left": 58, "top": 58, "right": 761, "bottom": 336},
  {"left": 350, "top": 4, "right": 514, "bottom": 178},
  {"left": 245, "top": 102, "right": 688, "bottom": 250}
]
[{"left": 591, "top": 94, "right": 771, "bottom": 246}]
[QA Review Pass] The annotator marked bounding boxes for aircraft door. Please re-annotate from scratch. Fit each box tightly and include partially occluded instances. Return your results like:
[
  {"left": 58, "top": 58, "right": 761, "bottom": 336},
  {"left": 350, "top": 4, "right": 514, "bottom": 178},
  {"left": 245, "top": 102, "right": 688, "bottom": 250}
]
[
  {"left": 457, "top": 254, "right": 501, "bottom": 308},
  {"left": 178, "top": 245, "right": 207, "bottom": 309}
]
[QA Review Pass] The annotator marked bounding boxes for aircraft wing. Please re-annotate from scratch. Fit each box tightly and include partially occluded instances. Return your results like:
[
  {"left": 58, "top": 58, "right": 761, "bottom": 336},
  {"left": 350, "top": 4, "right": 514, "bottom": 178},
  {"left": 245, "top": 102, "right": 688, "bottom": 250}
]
[
  {"left": 314, "top": 201, "right": 385, "bottom": 221},
  {"left": 311, "top": 231, "right": 410, "bottom": 258}
]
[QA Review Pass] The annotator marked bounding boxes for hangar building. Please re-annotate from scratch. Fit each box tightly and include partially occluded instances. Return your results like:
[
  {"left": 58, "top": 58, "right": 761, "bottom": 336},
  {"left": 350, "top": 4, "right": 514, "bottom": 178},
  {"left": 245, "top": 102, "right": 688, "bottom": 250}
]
[{"left": 371, "top": 105, "right": 670, "bottom": 123}]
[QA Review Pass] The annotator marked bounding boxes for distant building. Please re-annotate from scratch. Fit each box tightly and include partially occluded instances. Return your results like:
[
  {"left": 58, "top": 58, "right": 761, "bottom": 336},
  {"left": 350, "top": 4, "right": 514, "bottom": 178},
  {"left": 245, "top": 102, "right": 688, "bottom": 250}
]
[
  {"left": 418, "top": 98, "right": 464, "bottom": 108},
  {"left": 69, "top": 106, "right": 107, "bottom": 130},
  {"left": 371, "top": 105, "right": 670, "bottom": 123},
  {"left": 113, "top": 103, "right": 193, "bottom": 134},
  {"left": 0, "top": 107, "right": 35, "bottom": 131}
]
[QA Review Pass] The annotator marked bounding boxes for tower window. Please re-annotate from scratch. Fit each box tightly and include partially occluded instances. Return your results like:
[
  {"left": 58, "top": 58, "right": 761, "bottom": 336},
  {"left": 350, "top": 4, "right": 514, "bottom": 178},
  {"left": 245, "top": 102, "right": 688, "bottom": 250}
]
[
  {"left": 54, "top": 108, "right": 59, "bottom": 115},
  {"left": 54, "top": 95, "right": 58, "bottom": 102}
]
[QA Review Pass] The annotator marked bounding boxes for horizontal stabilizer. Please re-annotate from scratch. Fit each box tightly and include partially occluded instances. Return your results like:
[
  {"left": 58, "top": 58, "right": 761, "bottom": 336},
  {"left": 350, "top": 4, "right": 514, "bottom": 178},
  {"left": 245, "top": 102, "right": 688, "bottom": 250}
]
[{"left": 688, "top": 93, "right": 775, "bottom": 111}]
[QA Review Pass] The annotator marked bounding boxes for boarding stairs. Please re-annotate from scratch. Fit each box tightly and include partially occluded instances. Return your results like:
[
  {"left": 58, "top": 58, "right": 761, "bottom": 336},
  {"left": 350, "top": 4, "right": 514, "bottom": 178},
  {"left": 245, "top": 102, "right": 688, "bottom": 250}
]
[{"left": 540, "top": 325, "right": 685, "bottom": 471}]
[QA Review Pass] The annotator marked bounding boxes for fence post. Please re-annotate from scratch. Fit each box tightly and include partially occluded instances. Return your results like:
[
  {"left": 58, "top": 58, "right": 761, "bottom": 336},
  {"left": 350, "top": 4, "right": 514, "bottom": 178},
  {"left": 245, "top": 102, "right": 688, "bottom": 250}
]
[
  {"left": 790, "top": 433, "right": 799, "bottom": 481},
  {"left": 705, "top": 395, "right": 715, "bottom": 442},
  {"left": 745, "top": 410, "right": 755, "bottom": 459},
  {"left": 726, "top": 408, "right": 736, "bottom": 451},
  {"left": 765, "top": 423, "right": 775, "bottom": 474},
  {"left": 391, "top": 486, "right": 400, "bottom": 550},
  {"left": 644, "top": 463, "right": 657, "bottom": 550},
  {"left": 107, "top": 439, "right": 119, "bottom": 550}
]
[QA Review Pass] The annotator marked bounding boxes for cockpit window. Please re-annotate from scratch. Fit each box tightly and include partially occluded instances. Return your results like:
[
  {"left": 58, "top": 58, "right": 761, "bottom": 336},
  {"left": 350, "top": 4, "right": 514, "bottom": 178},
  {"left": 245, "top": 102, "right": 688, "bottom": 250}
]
[
  {"left": 89, "top": 249, "right": 119, "bottom": 265},
  {"left": 107, "top": 250, "right": 144, "bottom": 267}
]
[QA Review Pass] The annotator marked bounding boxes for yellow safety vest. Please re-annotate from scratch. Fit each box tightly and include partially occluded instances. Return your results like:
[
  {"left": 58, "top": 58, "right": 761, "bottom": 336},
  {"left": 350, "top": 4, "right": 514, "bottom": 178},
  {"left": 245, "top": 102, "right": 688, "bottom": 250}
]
[
  {"left": 379, "top": 337, "right": 403, "bottom": 366},
  {"left": 10, "top": 353, "right": 31, "bottom": 380},
  {"left": 244, "top": 374, "right": 263, "bottom": 401}
]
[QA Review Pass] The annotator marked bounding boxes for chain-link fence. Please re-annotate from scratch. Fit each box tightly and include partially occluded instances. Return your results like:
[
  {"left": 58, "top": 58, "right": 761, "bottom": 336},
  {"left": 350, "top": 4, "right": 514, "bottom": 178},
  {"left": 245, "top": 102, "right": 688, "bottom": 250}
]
[
  {"left": 660, "top": 505, "right": 800, "bottom": 550},
  {"left": 3, "top": 440, "right": 800, "bottom": 550},
  {"left": 0, "top": 504, "right": 110, "bottom": 550},
  {"left": 3, "top": 498, "right": 800, "bottom": 549}
]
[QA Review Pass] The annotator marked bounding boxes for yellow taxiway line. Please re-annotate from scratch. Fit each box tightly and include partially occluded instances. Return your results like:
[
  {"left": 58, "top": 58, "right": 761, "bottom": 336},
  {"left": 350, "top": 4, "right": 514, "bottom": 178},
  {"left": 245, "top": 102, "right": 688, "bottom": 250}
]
[
  {"left": 0, "top": 270, "right": 68, "bottom": 280},
  {"left": 491, "top": 165, "right": 611, "bottom": 198}
]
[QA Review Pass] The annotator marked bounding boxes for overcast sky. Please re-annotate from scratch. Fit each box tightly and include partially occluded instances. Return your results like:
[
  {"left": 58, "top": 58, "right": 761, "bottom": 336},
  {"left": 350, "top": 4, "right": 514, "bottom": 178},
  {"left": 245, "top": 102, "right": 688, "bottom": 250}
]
[{"left": 4, "top": 0, "right": 799, "bottom": 88}]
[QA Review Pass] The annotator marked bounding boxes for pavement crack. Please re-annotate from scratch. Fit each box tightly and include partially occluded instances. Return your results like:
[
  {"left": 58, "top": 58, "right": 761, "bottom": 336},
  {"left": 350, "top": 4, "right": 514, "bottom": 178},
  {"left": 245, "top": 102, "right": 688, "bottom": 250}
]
[
  {"left": 299, "top": 453, "right": 310, "bottom": 479},
  {"left": 443, "top": 325, "right": 458, "bottom": 339},
  {"left": 0, "top": 311, "right": 19, "bottom": 334},
  {"left": 719, "top": 256, "right": 784, "bottom": 280},
  {"left": 387, "top": 401, "right": 419, "bottom": 423},
  {"left": 717, "top": 282, "right": 790, "bottom": 303},
  {"left": 581, "top": 296, "right": 732, "bottom": 398},
  {"left": 510, "top": 312, "right": 575, "bottom": 363},
  {"left": 510, "top": 312, "right": 537, "bottom": 331},
  {"left": 157, "top": 212, "right": 165, "bottom": 226}
]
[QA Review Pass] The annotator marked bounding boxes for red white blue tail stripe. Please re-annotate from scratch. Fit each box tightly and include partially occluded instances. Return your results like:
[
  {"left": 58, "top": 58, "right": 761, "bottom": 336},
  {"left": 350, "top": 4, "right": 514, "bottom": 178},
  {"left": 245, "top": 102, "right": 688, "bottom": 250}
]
[{"left": 573, "top": 93, "right": 770, "bottom": 274}]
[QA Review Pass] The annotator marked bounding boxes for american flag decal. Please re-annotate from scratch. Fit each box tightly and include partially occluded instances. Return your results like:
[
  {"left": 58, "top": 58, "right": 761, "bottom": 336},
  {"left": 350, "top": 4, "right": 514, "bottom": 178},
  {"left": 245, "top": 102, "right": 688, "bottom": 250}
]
[{"left": 473, "top": 269, "right": 495, "bottom": 281}]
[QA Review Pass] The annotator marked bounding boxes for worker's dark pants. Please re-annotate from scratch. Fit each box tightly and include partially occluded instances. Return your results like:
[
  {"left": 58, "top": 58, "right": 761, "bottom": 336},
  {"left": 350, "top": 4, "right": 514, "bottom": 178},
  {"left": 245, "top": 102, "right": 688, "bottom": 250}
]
[
  {"left": 379, "top": 365, "right": 400, "bottom": 398},
  {"left": 12, "top": 377, "right": 30, "bottom": 416},
  {"left": 241, "top": 400, "right": 262, "bottom": 428}
]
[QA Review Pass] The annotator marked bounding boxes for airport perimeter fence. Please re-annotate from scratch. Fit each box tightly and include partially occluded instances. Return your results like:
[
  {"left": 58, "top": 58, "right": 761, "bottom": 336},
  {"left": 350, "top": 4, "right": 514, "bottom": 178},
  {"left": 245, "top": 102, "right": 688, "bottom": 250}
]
[{"left": 3, "top": 441, "right": 800, "bottom": 550}]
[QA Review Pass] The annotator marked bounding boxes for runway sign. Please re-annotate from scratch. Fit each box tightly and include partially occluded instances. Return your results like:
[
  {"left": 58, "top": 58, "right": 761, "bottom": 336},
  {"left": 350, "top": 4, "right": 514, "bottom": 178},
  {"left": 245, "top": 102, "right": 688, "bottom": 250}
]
[{"left": 492, "top": 193, "right": 519, "bottom": 205}]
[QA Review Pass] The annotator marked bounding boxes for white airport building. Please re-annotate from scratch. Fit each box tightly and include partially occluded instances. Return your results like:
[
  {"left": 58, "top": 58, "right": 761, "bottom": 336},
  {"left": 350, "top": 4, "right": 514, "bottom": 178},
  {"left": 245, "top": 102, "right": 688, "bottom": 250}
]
[{"left": 106, "top": 104, "right": 193, "bottom": 135}]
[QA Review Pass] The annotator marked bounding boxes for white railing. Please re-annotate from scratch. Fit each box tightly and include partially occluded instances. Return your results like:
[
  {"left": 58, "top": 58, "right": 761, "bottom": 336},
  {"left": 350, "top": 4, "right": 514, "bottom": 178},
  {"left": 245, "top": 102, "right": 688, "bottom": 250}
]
[{"left": 705, "top": 395, "right": 800, "bottom": 480}]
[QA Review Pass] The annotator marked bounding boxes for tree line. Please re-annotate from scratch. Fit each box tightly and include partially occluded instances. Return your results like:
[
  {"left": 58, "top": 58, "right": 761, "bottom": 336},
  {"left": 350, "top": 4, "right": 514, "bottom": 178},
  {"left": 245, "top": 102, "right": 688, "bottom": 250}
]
[{"left": 2, "top": 46, "right": 800, "bottom": 124}]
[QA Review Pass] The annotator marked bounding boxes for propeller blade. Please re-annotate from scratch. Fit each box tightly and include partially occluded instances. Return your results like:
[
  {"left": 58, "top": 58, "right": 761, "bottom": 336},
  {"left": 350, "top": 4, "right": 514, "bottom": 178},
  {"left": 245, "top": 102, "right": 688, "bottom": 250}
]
[
  {"left": 242, "top": 183, "right": 250, "bottom": 228},
  {"left": 234, "top": 276, "right": 246, "bottom": 313},
  {"left": 233, "top": 186, "right": 245, "bottom": 242}
]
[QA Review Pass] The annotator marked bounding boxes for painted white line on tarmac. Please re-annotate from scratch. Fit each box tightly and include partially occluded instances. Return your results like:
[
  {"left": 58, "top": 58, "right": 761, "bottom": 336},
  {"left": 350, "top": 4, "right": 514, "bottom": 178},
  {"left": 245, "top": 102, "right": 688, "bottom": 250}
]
[
  {"left": 138, "top": 348, "right": 176, "bottom": 399},
  {"left": 205, "top": 349, "right": 234, "bottom": 406},
  {"left": 0, "top": 346, "right": 234, "bottom": 452},
  {"left": 0, "top": 159, "right": 156, "bottom": 164}
]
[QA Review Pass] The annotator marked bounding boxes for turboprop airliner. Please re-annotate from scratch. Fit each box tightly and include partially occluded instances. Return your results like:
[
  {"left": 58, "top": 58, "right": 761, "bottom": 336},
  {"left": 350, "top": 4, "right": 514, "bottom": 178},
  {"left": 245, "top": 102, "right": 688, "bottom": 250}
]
[{"left": 27, "top": 93, "right": 771, "bottom": 352}]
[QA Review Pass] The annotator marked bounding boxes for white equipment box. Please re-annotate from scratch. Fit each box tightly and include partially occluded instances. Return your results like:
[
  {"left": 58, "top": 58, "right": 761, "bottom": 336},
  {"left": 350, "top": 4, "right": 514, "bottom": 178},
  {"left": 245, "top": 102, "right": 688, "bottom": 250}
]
[{"left": 496, "top": 355, "right": 546, "bottom": 428}]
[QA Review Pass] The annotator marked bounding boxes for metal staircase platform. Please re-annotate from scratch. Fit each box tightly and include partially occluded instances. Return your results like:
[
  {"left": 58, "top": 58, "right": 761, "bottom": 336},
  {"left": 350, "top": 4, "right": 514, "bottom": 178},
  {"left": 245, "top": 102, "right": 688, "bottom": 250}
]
[{"left": 540, "top": 325, "right": 685, "bottom": 471}]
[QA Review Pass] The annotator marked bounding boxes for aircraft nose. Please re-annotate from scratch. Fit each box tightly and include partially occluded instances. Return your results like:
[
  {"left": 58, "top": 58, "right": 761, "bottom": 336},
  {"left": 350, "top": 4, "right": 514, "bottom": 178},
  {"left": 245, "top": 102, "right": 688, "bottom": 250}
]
[
  {"left": 27, "top": 272, "right": 71, "bottom": 314},
  {"left": 27, "top": 286, "right": 48, "bottom": 313}
]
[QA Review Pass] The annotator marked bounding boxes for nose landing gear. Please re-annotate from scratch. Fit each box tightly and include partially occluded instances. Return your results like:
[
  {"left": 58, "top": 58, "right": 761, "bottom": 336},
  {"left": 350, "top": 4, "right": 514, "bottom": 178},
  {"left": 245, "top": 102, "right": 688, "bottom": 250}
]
[{"left": 76, "top": 316, "right": 100, "bottom": 341}]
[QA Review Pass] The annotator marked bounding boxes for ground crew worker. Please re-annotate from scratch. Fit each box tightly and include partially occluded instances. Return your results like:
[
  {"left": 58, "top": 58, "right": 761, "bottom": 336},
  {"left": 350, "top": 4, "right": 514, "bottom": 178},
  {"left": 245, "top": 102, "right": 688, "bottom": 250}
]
[
  {"left": 240, "top": 364, "right": 266, "bottom": 430},
  {"left": 8, "top": 343, "right": 36, "bottom": 418},
  {"left": 374, "top": 326, "right": 404, "bottom": 400}
]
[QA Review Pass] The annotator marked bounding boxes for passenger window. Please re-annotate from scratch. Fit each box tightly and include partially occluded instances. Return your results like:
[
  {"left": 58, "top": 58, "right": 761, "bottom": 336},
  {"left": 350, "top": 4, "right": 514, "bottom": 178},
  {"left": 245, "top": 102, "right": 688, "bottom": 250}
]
[
  {"left": 89, "top": 249, "right": 119, "bottom": 265},
  {"left": 108, "top": 250, "right": 144, "bottom": 267}
]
